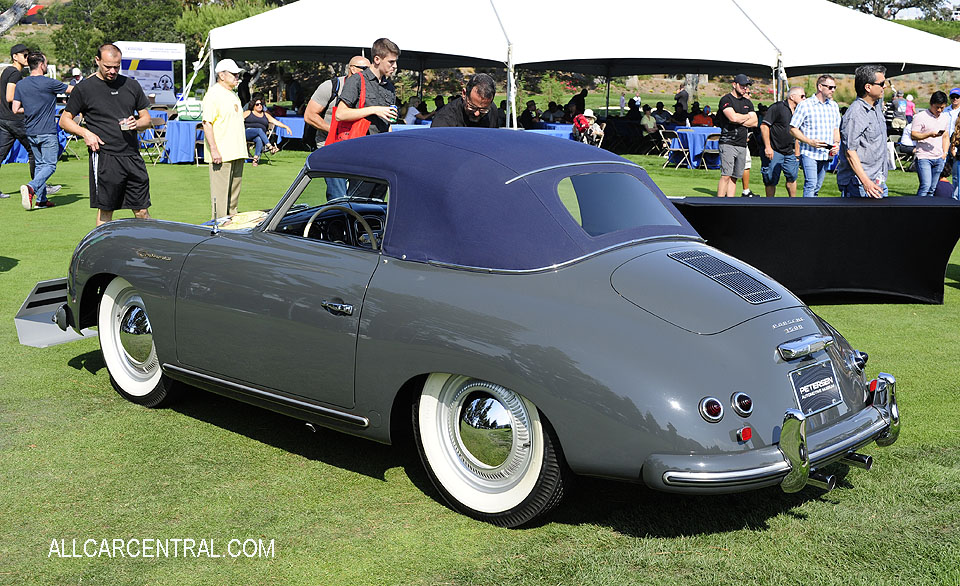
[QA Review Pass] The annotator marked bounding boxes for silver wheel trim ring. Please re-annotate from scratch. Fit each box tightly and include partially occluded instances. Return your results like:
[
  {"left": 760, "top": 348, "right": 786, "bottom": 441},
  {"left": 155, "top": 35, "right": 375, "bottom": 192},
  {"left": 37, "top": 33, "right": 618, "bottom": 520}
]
[
  {"left": 111, "top": 289, "right": 159, "bottom": 382},
  {"left": 438, "top": 379, "right": 534, "bottom": 494}
]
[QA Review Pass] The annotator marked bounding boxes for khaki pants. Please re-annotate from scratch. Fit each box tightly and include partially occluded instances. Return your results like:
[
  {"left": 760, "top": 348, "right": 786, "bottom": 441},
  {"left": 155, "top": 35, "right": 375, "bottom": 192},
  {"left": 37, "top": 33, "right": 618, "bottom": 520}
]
[{"left": 209, "top": 159, "right": 244, "bottom": 219}]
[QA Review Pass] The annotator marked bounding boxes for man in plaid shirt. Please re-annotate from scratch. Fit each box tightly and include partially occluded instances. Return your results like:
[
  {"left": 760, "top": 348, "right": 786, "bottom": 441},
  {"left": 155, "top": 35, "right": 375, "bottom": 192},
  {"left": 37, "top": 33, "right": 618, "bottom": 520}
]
[{"left": 790, "top": 75, "right": 841, "bottom": 197}]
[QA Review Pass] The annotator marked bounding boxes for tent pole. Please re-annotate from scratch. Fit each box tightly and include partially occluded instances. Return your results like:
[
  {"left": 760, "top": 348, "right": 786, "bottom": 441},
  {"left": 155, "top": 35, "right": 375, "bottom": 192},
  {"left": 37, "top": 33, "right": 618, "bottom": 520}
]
[
  {"left": 209, "top": 49, "right": 216, "bottom": 91},
  {"left": 605, "top": 64, "right": 611, "bottom": 117},
  {"left": 508, "top": 45, "right": 517, "bottom": 129}
]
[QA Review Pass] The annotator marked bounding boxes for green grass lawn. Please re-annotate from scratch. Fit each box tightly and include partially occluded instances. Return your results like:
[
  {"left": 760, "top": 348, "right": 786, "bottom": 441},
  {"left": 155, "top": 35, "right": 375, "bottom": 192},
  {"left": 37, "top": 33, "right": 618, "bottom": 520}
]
[{"left": 1, "top": 147, "right": 959, "bottom": 585}]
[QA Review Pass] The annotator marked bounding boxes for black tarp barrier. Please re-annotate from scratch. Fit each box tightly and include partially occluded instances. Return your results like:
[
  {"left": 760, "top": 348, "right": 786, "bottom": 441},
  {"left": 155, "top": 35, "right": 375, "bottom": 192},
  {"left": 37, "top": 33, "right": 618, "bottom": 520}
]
[{"left": 671, "top": 197, "right": 960, "bottom": 304}]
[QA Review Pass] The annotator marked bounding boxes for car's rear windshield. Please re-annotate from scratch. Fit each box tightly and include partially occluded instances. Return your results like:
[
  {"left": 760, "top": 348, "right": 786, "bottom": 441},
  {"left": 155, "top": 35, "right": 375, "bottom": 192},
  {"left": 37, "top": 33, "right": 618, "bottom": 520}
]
[{"left": 557, "top": 172, "right": 681, "bottom": 237}]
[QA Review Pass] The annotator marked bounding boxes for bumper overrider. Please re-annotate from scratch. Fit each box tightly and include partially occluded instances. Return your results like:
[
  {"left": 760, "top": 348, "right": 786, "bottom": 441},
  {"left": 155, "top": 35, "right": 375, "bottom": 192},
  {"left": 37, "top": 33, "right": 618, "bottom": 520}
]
[{"left": 644, "top": 374, "right": 900, "bottom": 494}]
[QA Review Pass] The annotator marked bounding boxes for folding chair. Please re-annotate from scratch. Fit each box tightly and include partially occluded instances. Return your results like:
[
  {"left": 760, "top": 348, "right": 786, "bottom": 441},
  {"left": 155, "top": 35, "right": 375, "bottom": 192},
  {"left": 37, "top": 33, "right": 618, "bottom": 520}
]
[
  {"left": 660, "top": 129, "right": 689, "bottom": 168},
  {"left": 247, "top": 123, "right": 277, "bottom": 164},
  {"left": 194, "top": 122, "right": 205, "bottom": 166},
  {"left": 58, "top": 113, "right": 82, "bottom": 160},
  {"left": 140, "top": 117, "right": 167, "bottom": 165},
  {"left": 699, "top": 133, "right": 721, "bottom": 170},
  {"left": 888, "top": 134, "right": 914, "bottom": 172}
]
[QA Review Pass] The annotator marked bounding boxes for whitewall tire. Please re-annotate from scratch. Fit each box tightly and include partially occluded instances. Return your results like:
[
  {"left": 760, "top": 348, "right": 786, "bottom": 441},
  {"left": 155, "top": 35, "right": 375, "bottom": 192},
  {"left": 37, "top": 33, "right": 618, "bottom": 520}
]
[
  {"left": 98, "top": 276, "right": 179, "bottom": 407},
  {"left": 414, "top": 373, "right": 567, "bottom": 527}
]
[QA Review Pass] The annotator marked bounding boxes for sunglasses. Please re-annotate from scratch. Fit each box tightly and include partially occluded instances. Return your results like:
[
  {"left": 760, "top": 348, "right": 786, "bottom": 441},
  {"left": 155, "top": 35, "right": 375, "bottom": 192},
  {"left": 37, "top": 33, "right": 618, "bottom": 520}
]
[{"left": 820, "top": 84, "right": 837, "bottom": 90}]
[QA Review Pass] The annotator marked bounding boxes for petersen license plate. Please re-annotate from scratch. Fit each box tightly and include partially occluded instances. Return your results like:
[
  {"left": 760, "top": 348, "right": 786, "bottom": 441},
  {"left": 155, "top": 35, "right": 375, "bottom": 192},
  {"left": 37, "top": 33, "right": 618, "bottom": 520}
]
[{"left": 789, "top": 359, "right": 842, "bottom": 415}]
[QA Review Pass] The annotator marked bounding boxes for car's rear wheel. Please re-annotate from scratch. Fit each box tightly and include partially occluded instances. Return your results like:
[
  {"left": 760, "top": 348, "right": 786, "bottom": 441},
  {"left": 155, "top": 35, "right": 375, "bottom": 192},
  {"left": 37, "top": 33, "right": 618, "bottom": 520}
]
[
  {"left": 98, "top": 276, "right": 179, "bottom": 407},
  {"left": 413, "top": 373, "right": 567, "bottom": 527}
]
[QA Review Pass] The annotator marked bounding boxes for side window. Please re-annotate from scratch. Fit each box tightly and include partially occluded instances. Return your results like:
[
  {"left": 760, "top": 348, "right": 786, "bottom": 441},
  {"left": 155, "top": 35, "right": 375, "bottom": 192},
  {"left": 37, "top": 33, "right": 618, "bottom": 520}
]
[
  {"left": 557, "top": 173, "right": 680, "bottom": 237},
  {"left": 269, "top": 174, "right": 389, "bottom": 250}
]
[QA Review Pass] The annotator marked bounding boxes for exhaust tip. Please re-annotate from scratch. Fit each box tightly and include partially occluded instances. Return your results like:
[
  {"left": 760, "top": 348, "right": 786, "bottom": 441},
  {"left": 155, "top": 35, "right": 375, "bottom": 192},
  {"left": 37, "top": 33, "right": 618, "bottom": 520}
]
[
  {"left": 807, "top": 471, "right": 836, "bottom": 492},
  {"left": 841, "top": 452, "right": 873, "bottom": 471}
]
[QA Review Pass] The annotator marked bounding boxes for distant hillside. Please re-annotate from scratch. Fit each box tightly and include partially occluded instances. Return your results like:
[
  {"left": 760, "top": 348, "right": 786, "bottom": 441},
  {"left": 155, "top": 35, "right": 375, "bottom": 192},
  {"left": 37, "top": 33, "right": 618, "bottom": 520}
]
[{"left": 898, "top": 19, "right": 960, "bottom": 41}]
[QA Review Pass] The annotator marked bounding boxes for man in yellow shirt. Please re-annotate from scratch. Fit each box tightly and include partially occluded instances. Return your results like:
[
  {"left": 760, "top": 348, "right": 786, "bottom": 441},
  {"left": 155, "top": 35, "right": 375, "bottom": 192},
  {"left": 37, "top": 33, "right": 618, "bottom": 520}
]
[{"left": 202, "top": 59, "right": 247, "bottom": 219}]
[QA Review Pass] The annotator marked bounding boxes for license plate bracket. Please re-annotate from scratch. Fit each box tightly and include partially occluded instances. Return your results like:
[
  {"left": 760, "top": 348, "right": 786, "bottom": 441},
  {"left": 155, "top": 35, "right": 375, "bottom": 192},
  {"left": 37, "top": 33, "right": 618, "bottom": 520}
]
[{"left": 789, "top": 360, "right": 842, "bottom": 416}]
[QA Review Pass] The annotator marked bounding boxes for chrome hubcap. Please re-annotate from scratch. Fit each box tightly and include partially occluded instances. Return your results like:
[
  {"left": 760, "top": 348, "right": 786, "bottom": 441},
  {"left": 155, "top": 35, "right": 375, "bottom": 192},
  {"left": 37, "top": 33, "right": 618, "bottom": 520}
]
[
  {"left": 113, "top": 291, "right": 158, "bottom": 379},
  {"left": 458, "top": 391, "right": 513, "bottom": 468},
  {"left": 119, "top": 305, "right": 153, "bottom": 364},
  {"left": 438, "top": 378, "right": 534, "bottom": 493}
]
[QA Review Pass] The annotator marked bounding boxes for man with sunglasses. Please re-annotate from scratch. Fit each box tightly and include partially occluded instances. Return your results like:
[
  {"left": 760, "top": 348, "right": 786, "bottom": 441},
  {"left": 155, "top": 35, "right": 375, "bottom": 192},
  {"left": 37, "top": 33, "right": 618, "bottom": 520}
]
[
  {"left": 790, "top": 74, "right": 841, "bottom": 197},
  {"left": 304, "top": 55, "right": 370, "bottom": 147},
  {"left": 431, "top": 73, "right": 500, "bottom": 128},
  {"left": 0, "top": 44, "right": 35, "bottom": 199},
  {"left": 60, "top": 43, "right": 153, "bottom": 226},
  {"left": 836, "top": 65, "right": 891, "bottom": 199}
]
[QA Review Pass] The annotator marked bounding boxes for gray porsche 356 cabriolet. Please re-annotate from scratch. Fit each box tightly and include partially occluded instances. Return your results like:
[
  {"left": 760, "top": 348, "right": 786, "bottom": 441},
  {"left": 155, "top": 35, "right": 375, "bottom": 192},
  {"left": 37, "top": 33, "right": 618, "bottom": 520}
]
[{"left": 47, "top": 128, "right": 899, "bottom": 527}]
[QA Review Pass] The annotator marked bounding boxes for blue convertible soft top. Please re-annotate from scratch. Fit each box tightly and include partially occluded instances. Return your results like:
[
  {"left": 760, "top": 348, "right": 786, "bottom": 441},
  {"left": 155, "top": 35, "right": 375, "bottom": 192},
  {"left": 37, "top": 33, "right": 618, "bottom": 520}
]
[{"left": 306, "top": 128, "right": 699, "bottom": 271}]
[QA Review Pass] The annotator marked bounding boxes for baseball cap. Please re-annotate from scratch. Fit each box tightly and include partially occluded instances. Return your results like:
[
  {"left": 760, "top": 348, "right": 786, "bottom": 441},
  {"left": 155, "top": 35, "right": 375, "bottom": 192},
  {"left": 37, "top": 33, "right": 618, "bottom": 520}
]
[
  {"left": 733, "top": 74, "right": 753, "bottom": 85},
  {"left": 214, "top": 59, "right": 243, "bottom": 74},
  {"left": 71, "top": 67, "right": 81, "bottom": 76},
  {"left": 10, "top": 43, "right": 28, "bottom": 57},
  {"left": 950, "top": 87, "right": 960, "bottom": 98},
  {"left": 583, "top": 109, "right": 596, "bottom": 119}
]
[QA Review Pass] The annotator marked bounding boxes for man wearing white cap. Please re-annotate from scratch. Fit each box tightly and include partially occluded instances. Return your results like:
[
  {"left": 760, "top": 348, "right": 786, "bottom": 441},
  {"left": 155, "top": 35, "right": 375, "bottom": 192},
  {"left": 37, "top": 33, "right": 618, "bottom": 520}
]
[
  {"left": 69, "top": 68, "right": 83, "bottom": 86},
  {"left": 202, "top": 58, "right": 247, "bottom": 219}
]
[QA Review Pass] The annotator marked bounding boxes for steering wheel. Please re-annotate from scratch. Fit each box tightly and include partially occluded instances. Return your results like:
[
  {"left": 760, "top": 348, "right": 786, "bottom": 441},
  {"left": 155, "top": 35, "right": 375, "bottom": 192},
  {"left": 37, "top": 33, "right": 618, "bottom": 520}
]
[{"left": 302, "top": 204, "right": 379, "bottom": 251}]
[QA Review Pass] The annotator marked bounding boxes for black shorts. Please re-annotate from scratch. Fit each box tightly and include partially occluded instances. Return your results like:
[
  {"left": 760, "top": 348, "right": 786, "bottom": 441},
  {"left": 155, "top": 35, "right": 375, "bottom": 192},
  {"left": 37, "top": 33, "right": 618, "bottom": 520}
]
[{"left": 89, "top": 151, "right": 151, "bottom": 211}]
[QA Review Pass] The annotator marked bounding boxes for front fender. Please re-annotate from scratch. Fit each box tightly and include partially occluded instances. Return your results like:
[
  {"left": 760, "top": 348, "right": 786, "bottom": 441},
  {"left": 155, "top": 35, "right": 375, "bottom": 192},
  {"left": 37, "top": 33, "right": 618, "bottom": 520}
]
[{"left": 70, "top": 220, "right": 214, "bottom": 361}]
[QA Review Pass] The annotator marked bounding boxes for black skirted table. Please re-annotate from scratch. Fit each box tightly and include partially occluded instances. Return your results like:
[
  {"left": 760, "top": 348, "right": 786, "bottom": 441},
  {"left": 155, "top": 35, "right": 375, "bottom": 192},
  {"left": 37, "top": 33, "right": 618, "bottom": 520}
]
[{"left": 671, "top": 197, "right": 960, "bottom": 304}]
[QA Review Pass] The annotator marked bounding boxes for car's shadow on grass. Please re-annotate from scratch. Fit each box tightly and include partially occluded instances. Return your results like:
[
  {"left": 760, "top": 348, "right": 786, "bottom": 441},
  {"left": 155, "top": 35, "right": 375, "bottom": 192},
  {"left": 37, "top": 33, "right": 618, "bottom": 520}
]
[
  {"left": 0, "top": 256, "right": 18, "bottom": 272},
  {"left": 169, "top": 389, "right": 838, "bottom": 537},
  {"left": 172, "top": 390, "right": 410, "bottom": 483}
]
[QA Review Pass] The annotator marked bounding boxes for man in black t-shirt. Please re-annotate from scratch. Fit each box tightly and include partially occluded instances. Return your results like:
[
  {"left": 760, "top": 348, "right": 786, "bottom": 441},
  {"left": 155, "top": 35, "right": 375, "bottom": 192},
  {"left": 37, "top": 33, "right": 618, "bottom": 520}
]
[
  {"left": 760, "top": 86, "right": 804, "bottom": 197},
  {"left": 431, "top": 74, "right": 500, "bottom": 128},
  {"left": 716, "top": 74, "right": 757, "bottom": 197},
  {"left": 0, "top": 43, "right": 35, "bottom": 198},
  {"left": 60, "top": 43, "right": 153, "bottom": 226}
]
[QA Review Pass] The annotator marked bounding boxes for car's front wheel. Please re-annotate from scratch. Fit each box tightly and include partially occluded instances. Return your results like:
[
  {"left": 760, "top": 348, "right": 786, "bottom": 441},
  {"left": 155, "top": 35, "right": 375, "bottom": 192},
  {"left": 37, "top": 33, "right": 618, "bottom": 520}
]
[
  {"left": 98, "top": 276, "right": 179, "bottom": 407},
  {"left": 413, "top": 373, "right": 568, "bottom": 527}
]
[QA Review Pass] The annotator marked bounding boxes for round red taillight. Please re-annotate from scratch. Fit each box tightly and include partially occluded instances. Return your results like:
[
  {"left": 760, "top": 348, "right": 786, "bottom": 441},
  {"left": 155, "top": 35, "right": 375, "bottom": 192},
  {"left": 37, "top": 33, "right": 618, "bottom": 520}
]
[
  {"left": 731, "top": 392, "right": 753, "bottom": 417},
  {"left": 699, "top": 397, "right": 724, "bottom": 422}
]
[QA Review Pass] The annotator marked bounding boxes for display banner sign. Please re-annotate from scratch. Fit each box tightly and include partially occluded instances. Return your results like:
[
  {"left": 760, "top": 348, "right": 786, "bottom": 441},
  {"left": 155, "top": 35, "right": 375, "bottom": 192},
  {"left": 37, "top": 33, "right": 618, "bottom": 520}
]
[
  {"left": 789, "top": 360, "right": 842, "bottom": 416},
  {"left": 115, "top": 42, "right": 186, "bottom": 106},
  {"left": 122, "top": 59, "right": 177, "bottom": 105}
]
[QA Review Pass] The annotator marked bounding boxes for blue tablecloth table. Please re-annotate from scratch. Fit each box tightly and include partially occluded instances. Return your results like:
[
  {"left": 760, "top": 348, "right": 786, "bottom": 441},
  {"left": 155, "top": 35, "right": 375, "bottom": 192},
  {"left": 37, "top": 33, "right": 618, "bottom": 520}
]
[{"left": 668, "top": 126, "right": 721, "bottom": 169}]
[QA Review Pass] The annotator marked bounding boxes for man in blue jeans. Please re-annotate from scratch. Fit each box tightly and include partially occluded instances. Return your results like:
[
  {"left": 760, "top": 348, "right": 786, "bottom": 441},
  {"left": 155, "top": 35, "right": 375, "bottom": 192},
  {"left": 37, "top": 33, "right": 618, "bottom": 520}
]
[
  {"left": 836, "top": 65, "right": 890, "bottom": 199},
  {"left": 790, "top": 75, "right": 841, "bottom": 197},
  {"left": 12, "top": 51, "right": 71, "bottom": 210}
]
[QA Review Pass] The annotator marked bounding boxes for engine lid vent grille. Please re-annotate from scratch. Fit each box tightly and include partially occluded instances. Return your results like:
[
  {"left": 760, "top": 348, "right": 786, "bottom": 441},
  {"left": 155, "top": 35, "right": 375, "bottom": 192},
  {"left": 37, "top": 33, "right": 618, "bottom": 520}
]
[{"left": 668, "top": 250, "right": 781, "bottom": 304}]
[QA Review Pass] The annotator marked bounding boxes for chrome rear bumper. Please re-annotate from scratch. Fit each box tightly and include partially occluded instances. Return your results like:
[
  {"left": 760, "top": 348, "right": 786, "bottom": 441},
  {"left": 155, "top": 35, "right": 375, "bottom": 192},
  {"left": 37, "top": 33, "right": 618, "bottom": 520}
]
[{"left": 650, "top": 374, "right": 899, "bottom": 494}]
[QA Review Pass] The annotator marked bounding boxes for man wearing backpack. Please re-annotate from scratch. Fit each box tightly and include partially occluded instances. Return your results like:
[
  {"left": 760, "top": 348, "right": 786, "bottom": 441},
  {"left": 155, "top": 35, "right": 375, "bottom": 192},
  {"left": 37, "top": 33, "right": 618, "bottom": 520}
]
[{"left": 304, "top": 55, "right": 370, "bottom": 147}]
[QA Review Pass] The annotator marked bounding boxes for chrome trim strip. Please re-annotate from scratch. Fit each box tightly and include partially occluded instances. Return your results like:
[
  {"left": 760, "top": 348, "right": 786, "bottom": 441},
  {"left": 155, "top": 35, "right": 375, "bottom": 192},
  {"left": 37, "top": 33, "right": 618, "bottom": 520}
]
[
  {"left": 504, "top": 160, "right": 642, "bottom": 184},
  {"left": 162, "top": 364, "right": 369, "bottom": 427},
  {"left": 425, "top": 235, "right": 704, "bottom": 274},
  {"left": 663, "top": 460, "right": 791, "bottom": 487}
]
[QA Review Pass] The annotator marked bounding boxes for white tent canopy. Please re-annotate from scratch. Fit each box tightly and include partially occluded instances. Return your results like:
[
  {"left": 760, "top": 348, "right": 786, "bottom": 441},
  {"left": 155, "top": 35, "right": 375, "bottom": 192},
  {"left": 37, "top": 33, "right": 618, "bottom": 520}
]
[
  {"left": 208, "top": 0, "right": 508, "bottom": 70},
  {"left": 736, "top": 0, "right": 960, "bottom": 77},
  {"left": 208, "top": 0, "right": 960, "bottom": 78}
]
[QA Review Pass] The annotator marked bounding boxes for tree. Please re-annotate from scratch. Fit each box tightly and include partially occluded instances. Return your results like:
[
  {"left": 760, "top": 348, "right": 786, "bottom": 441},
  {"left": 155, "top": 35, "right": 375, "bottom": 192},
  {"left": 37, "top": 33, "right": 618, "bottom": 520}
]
[
  {"left": 829, "top": 0, "right": 952, "bottom": 19},
  {"left": 176, "top": 0, "right": 270, "bottom": 56},
  {"left": 51, "top": 0, "right": 184, "bottom": 71},
  {"left": 0, "top": 0, "right": 32, "bottom": 36}
]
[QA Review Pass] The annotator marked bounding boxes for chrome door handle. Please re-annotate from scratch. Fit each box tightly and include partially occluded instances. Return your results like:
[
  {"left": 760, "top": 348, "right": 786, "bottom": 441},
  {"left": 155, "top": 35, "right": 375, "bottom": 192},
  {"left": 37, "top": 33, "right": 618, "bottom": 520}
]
[{"left": 321, "top": 300, "right": 354, "bottom": 316}]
